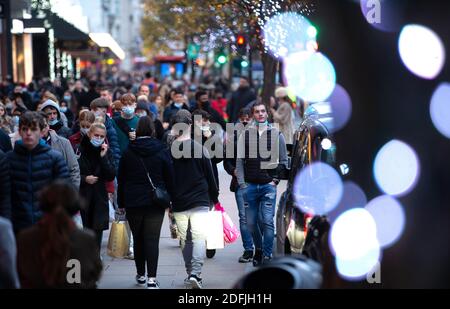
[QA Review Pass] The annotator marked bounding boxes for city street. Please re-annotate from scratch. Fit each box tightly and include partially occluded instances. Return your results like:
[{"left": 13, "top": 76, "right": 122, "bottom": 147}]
[{"left": 98, "top": 163, "right": 286, "bottom": 289}]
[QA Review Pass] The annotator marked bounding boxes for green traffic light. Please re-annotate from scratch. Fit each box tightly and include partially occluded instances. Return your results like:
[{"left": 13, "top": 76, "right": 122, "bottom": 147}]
[
  {"left": 217, "top": 55, "right": 227, "bottom": 64},
  {"left": 241, "top": 60, "right": 249, "bottom": 68}
]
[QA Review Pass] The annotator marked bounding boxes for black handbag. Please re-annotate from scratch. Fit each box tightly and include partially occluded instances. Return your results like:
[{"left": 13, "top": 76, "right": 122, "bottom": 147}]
[{"left": 135, "top": 153, "right": 171, "bottom": 209}]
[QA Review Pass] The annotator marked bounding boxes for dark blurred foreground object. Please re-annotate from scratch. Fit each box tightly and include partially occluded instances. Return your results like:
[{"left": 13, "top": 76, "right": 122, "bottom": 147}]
[
  {"left": 233, "top": 255, "right": 322, "bottom": 289},
  {"left": 16, "top": 180, "right": 103, "bottom": 289},
  {"left": 0, "top": 217, "right": 20, "bottom": 289}
]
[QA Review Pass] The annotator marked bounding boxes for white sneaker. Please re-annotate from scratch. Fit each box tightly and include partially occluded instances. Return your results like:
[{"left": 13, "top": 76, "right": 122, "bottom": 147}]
[
  {"left": 136, "top": 275, "right": 146, "bottom": 287},
  {"left": 147, "top": 278, "right": 160, "bottom": 289}
]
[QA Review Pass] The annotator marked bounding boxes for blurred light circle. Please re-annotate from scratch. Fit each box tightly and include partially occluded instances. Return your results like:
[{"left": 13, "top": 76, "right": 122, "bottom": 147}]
[
  {"left": 360, "top": 0, "right": 405, "bottom": 33},
  {"left": 327, "top": 84, "right": 352, "bottom": 133},
  {"left": 307, "top": 26, "right": 317, "bottom": 38},
  {"left": 263, "top": 12, "right": 315, "bottom": 59},
  {"left": 328, "top": 181, "right": 367, "bottom": 223},
  {"left": 321, "top": 138, "right": 332, "bottom": 150},
  {"left": 293, "top": 162, "right": 343, "bottom": 215},
  {"left": 430, "top": 83, "right": 450, "bottom": 139},
  {"left": 366, "top": 195, "right": 405, "bottom": 248},
  {"left": 284, "top": 51, "right": 336, "bottom": 103},
  {"left": 330, "top": 208, "right": 378, "bottom": 261},
  {"left": 373, "top": 140, "right": 420, "bottom": 196},
  {"left": 398, "top": 24, "right": 445, "bottom": 79},
  {"left": 336, "top": 246, "right": 381, "bottom": 281}
]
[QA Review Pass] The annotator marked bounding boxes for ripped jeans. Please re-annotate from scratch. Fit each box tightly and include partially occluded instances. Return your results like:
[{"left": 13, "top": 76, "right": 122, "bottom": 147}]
[{"left": 243, "top": 183, "right": 277, "bottom": 258}]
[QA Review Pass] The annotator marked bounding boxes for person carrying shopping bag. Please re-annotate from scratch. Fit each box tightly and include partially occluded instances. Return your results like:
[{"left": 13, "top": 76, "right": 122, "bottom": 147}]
[
  {"left": 169, "top": 110, "right": 219, "bottom": 289},
  {"left": 117, "top": 116, "right": 175, "bottom": 289}
]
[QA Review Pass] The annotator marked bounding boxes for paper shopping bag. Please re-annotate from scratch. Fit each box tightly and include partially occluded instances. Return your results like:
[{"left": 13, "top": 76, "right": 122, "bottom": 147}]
[
  {"left": 206, "top": 210, "right": 224, "bottom": 250},
  {"left": 107, "top": 220, "right": 130, "bottom": 258}
]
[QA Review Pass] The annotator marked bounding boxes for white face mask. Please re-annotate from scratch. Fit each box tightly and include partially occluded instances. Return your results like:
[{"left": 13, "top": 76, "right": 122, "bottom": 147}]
[
  {"left": 200, "top": 125, "right": 210, "bottom": 132},
  {"left": 137, "top": 112, "right": 147, "bottom": 118}
]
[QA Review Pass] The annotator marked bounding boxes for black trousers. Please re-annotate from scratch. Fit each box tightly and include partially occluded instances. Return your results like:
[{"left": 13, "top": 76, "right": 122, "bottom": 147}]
[{"left": 126, "top": 207, "right": 165, "bottom": 278}]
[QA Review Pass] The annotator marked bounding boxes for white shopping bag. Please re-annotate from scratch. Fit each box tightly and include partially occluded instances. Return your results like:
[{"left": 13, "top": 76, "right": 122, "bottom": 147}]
[{"left": 206, "top": 210, "right": 224, "bottom": 250}]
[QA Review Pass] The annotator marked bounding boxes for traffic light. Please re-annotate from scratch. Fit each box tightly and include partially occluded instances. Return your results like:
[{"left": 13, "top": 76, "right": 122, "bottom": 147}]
[
  {"left": 236, "top": 34, "right": 247, "bottom": 55},
  {"left": 237, "top": 35, "right": 245, "bottom": 46},
  {"left": 216, "top": 49, "right": 228, "bottom": 65}
]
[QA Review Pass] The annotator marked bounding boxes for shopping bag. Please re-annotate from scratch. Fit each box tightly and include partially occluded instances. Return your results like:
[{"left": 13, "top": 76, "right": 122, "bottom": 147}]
[
  {"left": 107, "top": 220, "right": 130, "bottom": 258},
  {"left": 215, "top": 203, "right": 240, "bottom": 244},
  {"left": 206, "top": 210, "right": 224, "bottom": 250}
]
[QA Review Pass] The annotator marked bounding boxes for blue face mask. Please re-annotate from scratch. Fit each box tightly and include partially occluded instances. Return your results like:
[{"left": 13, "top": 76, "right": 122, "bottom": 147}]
[
  {"left": 60, "top": 107, "right": 68, "bottom": 113},
  {"left": 48, "top": 119, "right": 59, "bottom": 126},
  {"left": 174, "top": 103, "right": 183, "bottom": 108},
  {"left": 255, "top": 120, "right": 269, "bottom": 127},
  {"left": 12, "top": 116, "right": 20, "bottom": 126},
  {"left": 64, "top": 96, "right": 71, "bottom": 102},
  {"left": 90, "top": 137, "right": 105, "bottom": 148},
  {"left": 122, "top": 106, "right": 135, "bottom": 116}
]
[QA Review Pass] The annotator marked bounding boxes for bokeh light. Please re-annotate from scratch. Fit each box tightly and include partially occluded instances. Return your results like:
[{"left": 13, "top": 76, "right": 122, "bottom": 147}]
[
  {"left": 366, "top": 195, "right": 406, "bottom": 248},
  {"left": 398, "top": 24, "right": 445, "bottom": 79},
  {"left": 293, "top": 162, "right": 343, "bottom": 215},
  {"left": 327, "top": 84, "right": 352, "bottom": 133},
  {"left": 373, "top": 140, "right": 420, "bottom": 197},
  {"left": 336, "top": 246, "right": 381, "bottom": 281},
  {"left": 262, "top": 12, "right": 315, "bottom": 59},
  {"left": 330, "top": 208, "right": 379, "bottom": 260},
  {"left": 360, "top": 0, "right": 405, "bottom": 33},
  {"left": 328, "top": 181, "right": 367, "bottom": 223},
  {"left": 430, "top": 82, "right": 450, "bottom": 139},
  {"left": 284, "top": 51, "right": 336, "bottom": 103}
]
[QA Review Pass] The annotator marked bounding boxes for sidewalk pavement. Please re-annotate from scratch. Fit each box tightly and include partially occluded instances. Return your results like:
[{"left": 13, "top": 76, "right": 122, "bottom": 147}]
[{"left": 98, "top": 162, "right": 286, "bottom": 289}]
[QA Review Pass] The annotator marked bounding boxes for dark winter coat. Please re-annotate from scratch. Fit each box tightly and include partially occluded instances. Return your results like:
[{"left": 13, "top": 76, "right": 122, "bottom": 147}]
[
  {"left": 0, "top": 150, "right": 11, "bottom": 219},
  {"left": 171, "top": 139, "right": 219, "bottom": 212},
  {"left": 78, "top": 137, "right": 116, "bottom": 231},
  {"left": 117, "top": 137, "right": 174, "bottom": 210},
  {"left": 7, "top": 141, "right": 70, "bottom": 233},
  {"left": 227, "top": 86, "right": 256, "bottom": 123}
]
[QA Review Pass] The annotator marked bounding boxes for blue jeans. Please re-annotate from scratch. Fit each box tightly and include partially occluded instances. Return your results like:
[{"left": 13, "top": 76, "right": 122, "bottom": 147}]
[
  {"left": 243, "top": 183, "right": 277, "bottom": 258},
  {"left": 235, "top": 188, "right": 255, "bottom": 251}
]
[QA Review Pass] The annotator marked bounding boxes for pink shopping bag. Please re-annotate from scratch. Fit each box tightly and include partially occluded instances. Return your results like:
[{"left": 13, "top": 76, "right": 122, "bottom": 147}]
[{"left": 214, "top": 203, "right": 240, "bottom": 244}]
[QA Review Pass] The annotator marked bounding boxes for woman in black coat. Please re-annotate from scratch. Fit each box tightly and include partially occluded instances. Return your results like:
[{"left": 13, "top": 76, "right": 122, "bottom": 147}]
[
  {"left": 78, "top": 121, "right": 116, "bottom": 250},
  {"left": 117, "top": 116, "right": 174, "bottom": 289}
]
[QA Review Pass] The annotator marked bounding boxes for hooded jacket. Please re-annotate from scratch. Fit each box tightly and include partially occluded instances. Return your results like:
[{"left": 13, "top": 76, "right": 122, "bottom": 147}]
[
  {"left": 7, "top": 141, "right": 70, "bottom": 233},
  {"left": 39, "top": 100, "right": 72, "bottom": 139},
  {"left": 47, "top": 130, "right": 80, "bottom": 188},
  {"left": 117, "top": 137, "right": 174, "bottom": 209},
  {"left": 170, "top": 139, "right": 219, "bottom": 212}
]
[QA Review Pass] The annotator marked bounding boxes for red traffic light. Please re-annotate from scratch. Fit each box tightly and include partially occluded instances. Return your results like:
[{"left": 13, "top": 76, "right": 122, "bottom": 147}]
[{"left": 237, "top": 35, "right": 245, "bottom": 46}]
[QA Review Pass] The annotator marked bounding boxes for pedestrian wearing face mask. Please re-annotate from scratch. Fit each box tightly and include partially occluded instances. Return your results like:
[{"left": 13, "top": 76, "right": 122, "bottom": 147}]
[
  {"left": 113, "top": 94, "right": 139, "bottom": 155},
  {"left": 69, "top": 110, "right": 96, "bottom": 158},
  {"left": 162, "top": 88, "right": 190, "bottom": 130},
  {"left": 90, "top": 97, "right": 121, "bottom": 170},
  {"left": 38, "top": 99, "right": 72, "bottom": 139},
  {"left": 191, "top": 90, "right": 226, "bottom": 131},
  {"left": 78, "top": 120, "right": 116, "bottom": 251}
]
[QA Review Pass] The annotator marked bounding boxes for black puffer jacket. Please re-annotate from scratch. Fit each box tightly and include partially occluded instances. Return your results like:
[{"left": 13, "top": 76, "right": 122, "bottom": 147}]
[
  {"left": 117, "top": 137, "right": 175, "bottom": 209},
  {"left": 78, "top": 137, "right": 116, "bottom": 231},
  {"left": 7, "top": 141, "right": 70, "bottom": 233},
  {"left": 171, "top": 139, "right": 219, "bottom": 212}
]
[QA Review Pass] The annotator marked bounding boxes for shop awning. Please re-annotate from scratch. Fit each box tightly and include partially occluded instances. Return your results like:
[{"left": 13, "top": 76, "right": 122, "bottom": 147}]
[{"left": 89, "top": 33, "right": 126, "bottom": 60}]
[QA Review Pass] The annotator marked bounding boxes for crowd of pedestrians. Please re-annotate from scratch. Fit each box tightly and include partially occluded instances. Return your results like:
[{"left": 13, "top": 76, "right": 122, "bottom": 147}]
[{"left": 0, "top": 72, "right": 300, "bottom": 289}]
